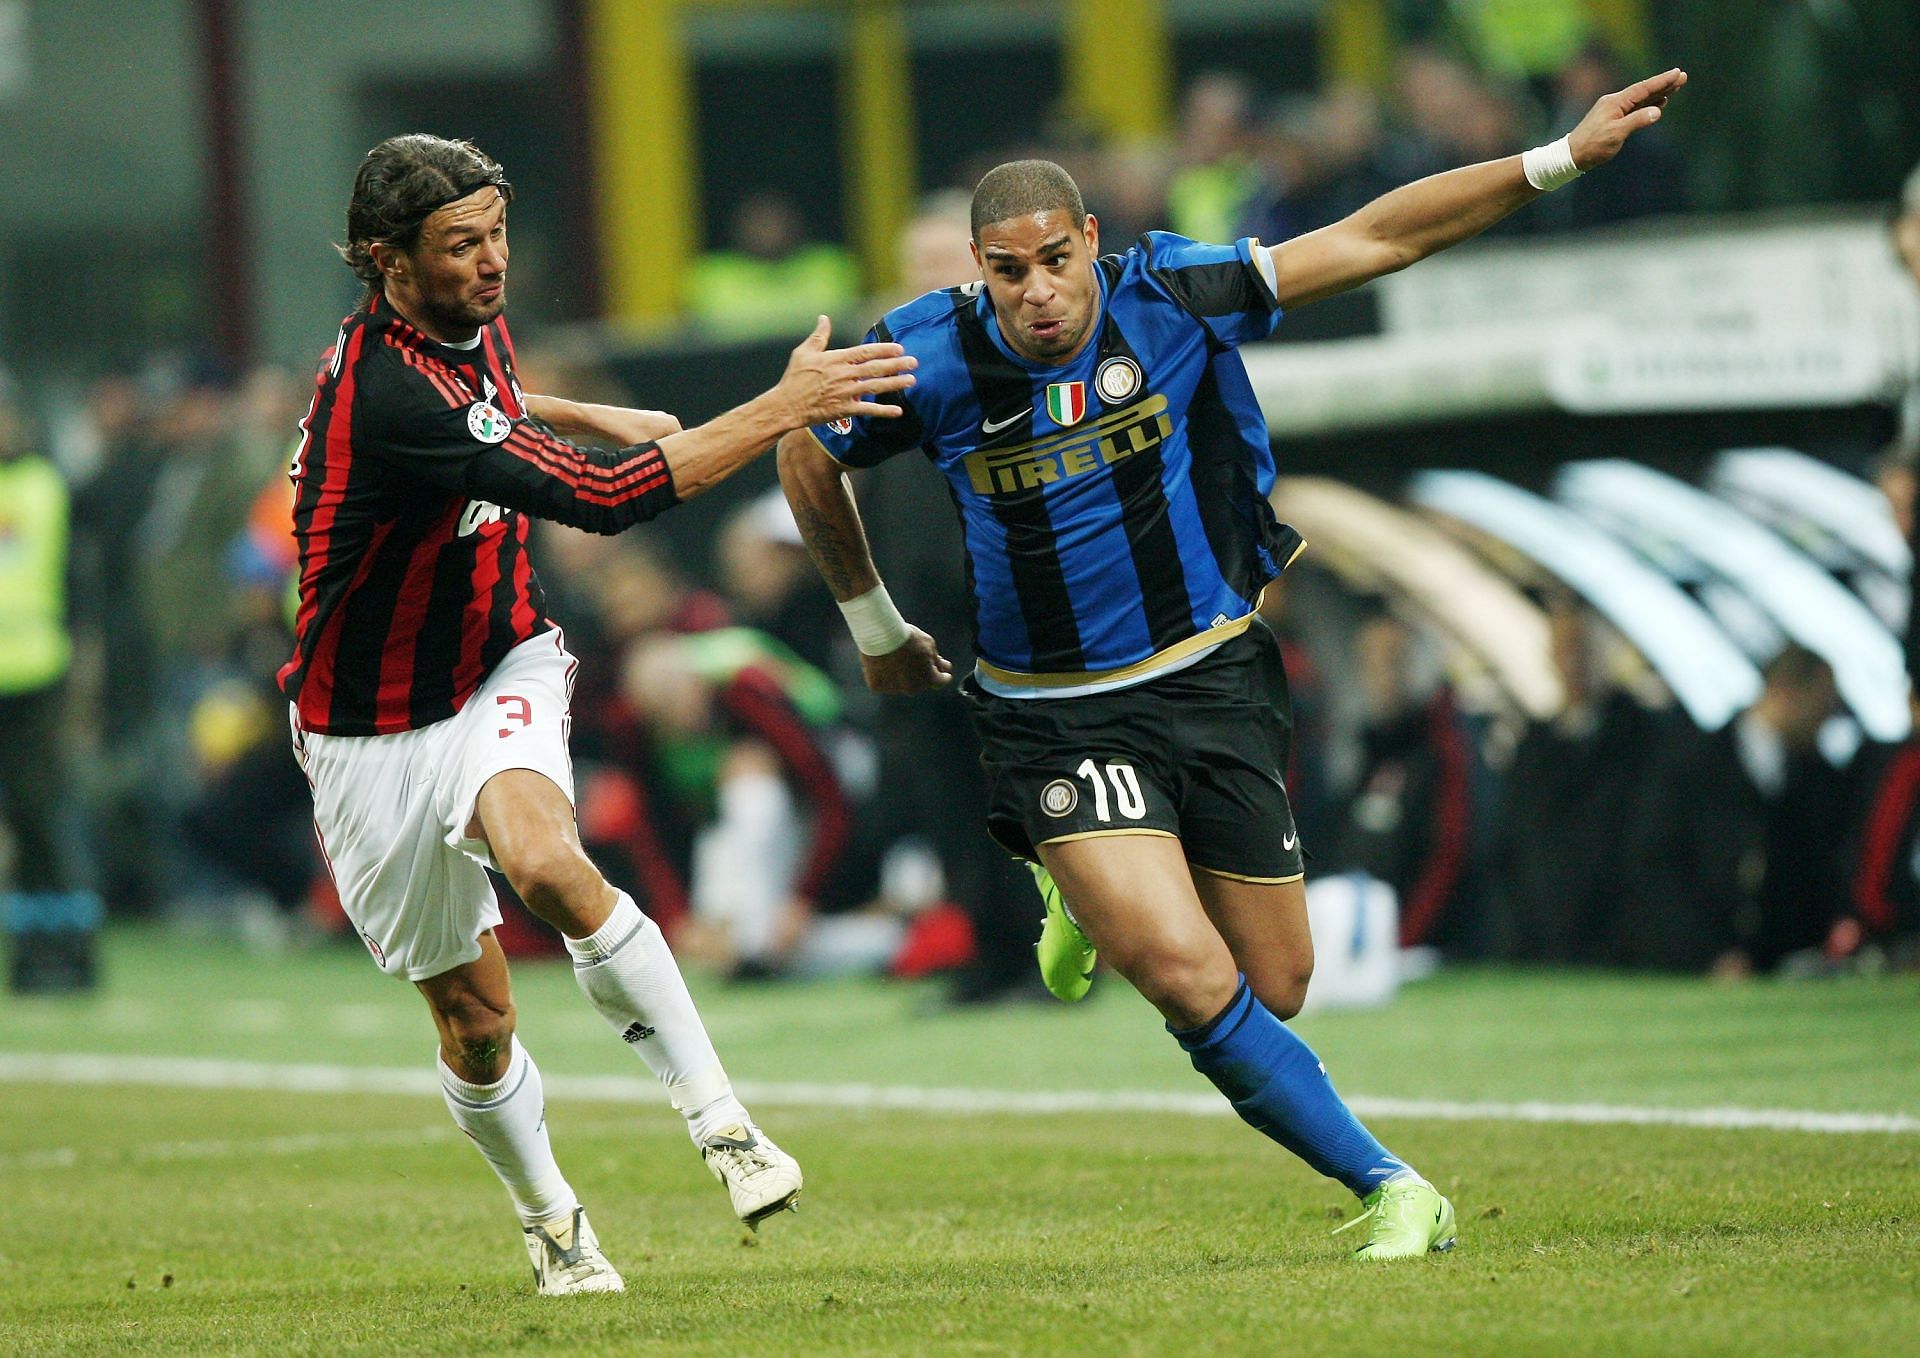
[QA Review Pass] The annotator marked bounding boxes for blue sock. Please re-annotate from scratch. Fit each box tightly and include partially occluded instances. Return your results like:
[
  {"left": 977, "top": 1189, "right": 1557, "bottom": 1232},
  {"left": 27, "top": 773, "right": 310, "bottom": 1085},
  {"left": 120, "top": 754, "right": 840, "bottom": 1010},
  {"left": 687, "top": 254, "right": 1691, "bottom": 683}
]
[{"left": 1172, "top": 978, "right": 1408, "bottom": 1197}]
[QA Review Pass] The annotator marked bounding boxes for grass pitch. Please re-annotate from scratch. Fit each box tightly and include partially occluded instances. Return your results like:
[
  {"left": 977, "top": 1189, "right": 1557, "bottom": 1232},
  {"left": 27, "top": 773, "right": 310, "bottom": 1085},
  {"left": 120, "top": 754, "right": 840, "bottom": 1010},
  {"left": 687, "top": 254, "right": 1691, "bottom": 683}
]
[{"left": 2, "top": 929, "right": 1916, "bottom": 1357}]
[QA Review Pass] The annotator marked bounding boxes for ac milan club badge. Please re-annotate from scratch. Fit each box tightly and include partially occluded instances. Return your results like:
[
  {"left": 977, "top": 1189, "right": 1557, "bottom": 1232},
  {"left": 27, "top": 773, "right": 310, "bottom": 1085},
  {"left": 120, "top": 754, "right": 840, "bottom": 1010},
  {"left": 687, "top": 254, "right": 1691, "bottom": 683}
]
[
  {"left": 1095, "top": 356, "right": 1141, "bottom": 403},
  {"left": 1044, "top": 381, "right": 1086, "bottom": 426},
  {"left": 827, "top": 417, "right": 853, "bottom": 435}
]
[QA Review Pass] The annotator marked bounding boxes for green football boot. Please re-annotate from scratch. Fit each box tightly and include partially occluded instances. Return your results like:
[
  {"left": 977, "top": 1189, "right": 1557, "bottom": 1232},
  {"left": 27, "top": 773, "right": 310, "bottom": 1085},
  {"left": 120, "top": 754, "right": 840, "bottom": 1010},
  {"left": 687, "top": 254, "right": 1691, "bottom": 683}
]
[
  {"left": 1334, "top": 1177, "right": 1458, "bottom": 1260},
  {"left": 1029, "top": 862, "right": 1096, "bottom": 1002}
]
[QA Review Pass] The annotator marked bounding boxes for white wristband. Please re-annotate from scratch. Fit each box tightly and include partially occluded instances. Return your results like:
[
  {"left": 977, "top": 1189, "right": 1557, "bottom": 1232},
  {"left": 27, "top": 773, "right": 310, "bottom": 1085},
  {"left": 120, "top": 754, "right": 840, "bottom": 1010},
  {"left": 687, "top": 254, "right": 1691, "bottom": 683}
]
[
  {"left": 837, "top": 584, "right": 912, "bottom": 656},
  {"left": 1521, "top": 135, "right": 1583, "bottom": 192}
]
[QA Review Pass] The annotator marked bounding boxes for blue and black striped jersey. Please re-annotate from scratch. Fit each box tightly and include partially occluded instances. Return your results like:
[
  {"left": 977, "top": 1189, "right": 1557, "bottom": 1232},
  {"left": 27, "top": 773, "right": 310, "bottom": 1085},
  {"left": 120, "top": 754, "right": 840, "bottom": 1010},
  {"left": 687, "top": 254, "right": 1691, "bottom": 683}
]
[{"left": 811, "top": 231, "right": 1304, "bottom": 696}]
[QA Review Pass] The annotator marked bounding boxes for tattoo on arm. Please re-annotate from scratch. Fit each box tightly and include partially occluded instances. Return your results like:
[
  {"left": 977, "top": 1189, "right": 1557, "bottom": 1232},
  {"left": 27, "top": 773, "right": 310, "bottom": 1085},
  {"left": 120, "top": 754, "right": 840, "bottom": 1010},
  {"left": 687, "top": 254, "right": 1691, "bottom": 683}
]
[{"left": 795, "top": 501, "right": 868, "bottom": 598}]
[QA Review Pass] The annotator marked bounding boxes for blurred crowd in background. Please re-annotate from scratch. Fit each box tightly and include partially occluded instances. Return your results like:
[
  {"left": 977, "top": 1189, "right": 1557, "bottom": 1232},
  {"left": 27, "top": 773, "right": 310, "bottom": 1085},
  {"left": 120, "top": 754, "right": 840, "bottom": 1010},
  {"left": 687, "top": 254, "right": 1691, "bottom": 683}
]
[
  {"left": 689, "top": 37, "right": 1688, "bottom": 339},
  {"left": 4, "top": 17, "right": 1920, "bottom": 1001}
]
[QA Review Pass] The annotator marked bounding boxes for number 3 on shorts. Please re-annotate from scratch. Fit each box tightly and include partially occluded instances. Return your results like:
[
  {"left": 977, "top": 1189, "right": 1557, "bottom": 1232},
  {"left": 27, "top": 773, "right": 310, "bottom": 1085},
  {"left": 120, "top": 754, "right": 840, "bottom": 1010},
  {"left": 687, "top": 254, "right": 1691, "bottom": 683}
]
[
  {"left": 497, "top": 694, "right": 532, "bottom": 738},
  {"left": 1076, "top": 757, "right": 1145, "bottom": 821}
]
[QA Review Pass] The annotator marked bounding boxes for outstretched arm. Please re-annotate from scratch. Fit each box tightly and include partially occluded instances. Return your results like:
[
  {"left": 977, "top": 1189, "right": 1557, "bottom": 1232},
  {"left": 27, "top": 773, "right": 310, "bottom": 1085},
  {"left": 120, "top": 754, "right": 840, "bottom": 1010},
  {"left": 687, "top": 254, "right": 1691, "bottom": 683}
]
[
  {"left": 1267, "top": 67, "right": 1687, "bottom": 309},
  {"left": 450, "top": 316, "right": 915, "bottom": 534},
  {"left": 524, "top": 394, "right": 683, "bottom": 446},
  {"left": 776, "top": 428, "right": 952, "bottom": 694},
  {"left": 661, "top": 315, "right": 917, "bottom": 501}
]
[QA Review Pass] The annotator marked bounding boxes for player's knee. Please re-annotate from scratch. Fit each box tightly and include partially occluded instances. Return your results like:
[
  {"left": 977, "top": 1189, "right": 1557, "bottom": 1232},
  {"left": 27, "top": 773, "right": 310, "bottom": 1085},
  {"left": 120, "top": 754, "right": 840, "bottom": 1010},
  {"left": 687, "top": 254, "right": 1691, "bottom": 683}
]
[
  {"left": 1129, "top": 940, "right": 1238, "bottom": 1030},
  {"left": 435, "top": 990, "right": 516, "bottom": 1070},
  {"left": 500, "top": 841, "right": 599, "bottom": 924},
  {"left": 1260, "top": 967, "right": 1312, "bottom": 1021}
]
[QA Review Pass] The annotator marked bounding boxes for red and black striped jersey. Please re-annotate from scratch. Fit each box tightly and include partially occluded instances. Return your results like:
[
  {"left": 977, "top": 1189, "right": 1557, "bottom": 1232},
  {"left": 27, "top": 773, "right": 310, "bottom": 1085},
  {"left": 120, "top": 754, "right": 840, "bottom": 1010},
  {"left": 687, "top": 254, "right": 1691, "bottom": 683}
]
[{"left": 278, "top": 297, "right": 679, "bottom": 736}]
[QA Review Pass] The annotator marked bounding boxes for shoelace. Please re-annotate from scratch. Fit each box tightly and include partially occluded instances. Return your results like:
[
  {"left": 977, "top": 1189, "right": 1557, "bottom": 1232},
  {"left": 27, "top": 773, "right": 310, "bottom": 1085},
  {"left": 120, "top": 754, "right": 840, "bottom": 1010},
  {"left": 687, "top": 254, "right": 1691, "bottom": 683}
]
[
  {"left": 708, "top": 1142, "right": 775, "bottom": 1177},
  {"left": 533, "top": 1231, "right": 605, "bottom": 1284},
  {"left": 1330, "top": 1198, "right": 1382, "bottom": 1238}
]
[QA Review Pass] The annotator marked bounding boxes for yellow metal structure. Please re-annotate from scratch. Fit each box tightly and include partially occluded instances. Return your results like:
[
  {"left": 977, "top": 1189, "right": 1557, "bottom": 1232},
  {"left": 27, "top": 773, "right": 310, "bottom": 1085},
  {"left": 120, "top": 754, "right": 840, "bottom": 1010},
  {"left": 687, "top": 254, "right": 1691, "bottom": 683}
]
[
  {"left": 584, "top": 0, "right": 698, "bottom": 324},
  {"left": 1064, "top": 0, "right": 1170, "bottom": 140},
  {"left": 1322, "top": 0, "right": 1392, "bottom": 90},
  {"left": 840, "top": 0, "right": 914, "bottom": 299}
]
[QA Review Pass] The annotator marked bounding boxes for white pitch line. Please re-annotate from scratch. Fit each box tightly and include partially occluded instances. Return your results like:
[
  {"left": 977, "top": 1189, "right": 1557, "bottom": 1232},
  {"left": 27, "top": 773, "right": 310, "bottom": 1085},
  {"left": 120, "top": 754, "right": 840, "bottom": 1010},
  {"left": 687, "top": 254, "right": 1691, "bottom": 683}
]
[
  {"left": 0, "top": 1053, "right": 1914, "bottom": 1136},
  {"left": 0, "top": 1116, "right": 649, "bottom": 1174}
]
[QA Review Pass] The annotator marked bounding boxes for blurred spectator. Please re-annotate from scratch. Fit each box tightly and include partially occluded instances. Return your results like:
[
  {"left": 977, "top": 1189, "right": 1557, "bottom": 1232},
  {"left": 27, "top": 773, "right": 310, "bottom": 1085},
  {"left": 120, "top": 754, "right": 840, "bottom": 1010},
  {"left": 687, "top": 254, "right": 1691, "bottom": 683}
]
[
  {"left": 598, "top": 628, "right": 884, "bottom": 979},
  {"left": 1166, "top": 73, "right": 1262, "bottom": 245},
  {"left": 1849, "top": 706, "right": 1920, "bottom": 968},
  {"left": 894, "top": 190, "right": 978, "bottom": 304},
  {"left": 1621, "top": 646, "right": 1850, "bottom": 976},
  {"left": 688, "top": 191, "right": 860, "bottom": 338},
  {"left": 68, "top": 366, "right": 168, "bottom": 915},
  {"left": 178, "top": 462, "right": 324, "bottom": 948},
  {"left": 1488, "top": 597, "right": 1656, "bottom": 963},
  {"left": 1845, "top": 162, "right": 1920, "bottom": 971},
  {"left": 1325, "top": 614, "right": 1474, "bottom": 950},
  {"left": 1893, "top": 163, "right": 1920, "bottom": 692},
  {"left": 130, "top": 357, "right": 249, "bottom": 673},
  {"left": 1547, "top": 43, "right": 1686, "bottom": 229},
  {"left": 1390, "top": 46, "right": 1489, "bottom": 180},
  {"left": 1242, "top": 85, "right": 1403, "bottom": 243},
  {"left": 0, "top": 369, "right": 102, "bottom": 988},
  {"left": 1076, "top": 142, "right": 1172, "bottom": 249},
  {"left": 564, "top": 540, "right": 733, "bottom": 925},
  {"left": 1256, "top": 577, "right": 1336, "bottom": 853},
  {"left": 717, "top": 490, "right": 843, "bottom": 678},
  {"left": 67, "top": 355, "right": 296, "bottom": 918}
]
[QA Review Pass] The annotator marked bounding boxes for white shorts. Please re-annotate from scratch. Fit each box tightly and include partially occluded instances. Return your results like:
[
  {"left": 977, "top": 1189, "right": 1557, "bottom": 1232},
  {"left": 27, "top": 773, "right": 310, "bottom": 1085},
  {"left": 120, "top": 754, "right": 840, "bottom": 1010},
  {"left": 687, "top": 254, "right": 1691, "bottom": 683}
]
[{"left": 292, "top": 631, "right": 579, "bottom": 981}]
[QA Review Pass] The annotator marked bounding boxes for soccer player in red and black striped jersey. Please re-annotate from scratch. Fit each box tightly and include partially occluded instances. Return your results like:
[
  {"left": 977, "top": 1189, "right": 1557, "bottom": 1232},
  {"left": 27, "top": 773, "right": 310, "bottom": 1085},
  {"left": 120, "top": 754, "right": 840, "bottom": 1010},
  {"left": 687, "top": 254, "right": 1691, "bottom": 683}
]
[{"left": 281, "top": 134, "right": 915, "bottom": 1294}]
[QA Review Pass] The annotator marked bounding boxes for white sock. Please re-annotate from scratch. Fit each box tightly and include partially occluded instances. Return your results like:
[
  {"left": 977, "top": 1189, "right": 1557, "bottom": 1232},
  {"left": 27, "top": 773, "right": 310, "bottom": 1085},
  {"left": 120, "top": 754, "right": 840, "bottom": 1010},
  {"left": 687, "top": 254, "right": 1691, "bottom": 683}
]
[
  {"left": 567, "top": 892, "right": 752, "bottom": 1144},
  {"left": 438, "top": 1037, "right": 578, "bottom": 1227}
]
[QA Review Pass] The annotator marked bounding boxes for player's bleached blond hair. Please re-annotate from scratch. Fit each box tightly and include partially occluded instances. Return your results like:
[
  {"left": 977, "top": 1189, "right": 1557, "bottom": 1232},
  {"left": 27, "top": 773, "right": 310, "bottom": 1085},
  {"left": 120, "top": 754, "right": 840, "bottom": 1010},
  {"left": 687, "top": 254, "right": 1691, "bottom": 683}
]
[{"left": 970, "top": 160, "right": 1086, "bottom": 241}]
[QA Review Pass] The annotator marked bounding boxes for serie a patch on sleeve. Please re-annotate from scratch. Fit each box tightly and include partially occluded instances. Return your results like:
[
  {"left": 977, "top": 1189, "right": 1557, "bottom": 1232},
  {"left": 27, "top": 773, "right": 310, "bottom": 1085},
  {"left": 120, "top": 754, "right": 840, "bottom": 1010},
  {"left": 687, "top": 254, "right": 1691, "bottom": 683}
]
[{"left": 467, "top": 401, "right": 513, "bottom": 444}]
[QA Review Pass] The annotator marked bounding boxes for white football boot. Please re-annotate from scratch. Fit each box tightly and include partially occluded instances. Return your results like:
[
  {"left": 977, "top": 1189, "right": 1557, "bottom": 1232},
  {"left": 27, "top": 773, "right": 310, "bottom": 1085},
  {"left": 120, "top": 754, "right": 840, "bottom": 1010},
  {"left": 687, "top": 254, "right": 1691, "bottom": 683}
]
[
  {"left": 702, "top": 1124, "right": 803, "bottom": 1229},
  {"left": 523, "top": 1205, "right": 625, "bottom": 1295}
]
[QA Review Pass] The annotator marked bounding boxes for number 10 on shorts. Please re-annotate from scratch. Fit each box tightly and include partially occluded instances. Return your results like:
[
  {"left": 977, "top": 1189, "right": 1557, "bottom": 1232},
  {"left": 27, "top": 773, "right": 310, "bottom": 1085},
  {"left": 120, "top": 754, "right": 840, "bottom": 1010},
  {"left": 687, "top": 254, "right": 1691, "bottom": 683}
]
[{"left": 1077, "top": 758, "right": 1145, "bottom": 821}]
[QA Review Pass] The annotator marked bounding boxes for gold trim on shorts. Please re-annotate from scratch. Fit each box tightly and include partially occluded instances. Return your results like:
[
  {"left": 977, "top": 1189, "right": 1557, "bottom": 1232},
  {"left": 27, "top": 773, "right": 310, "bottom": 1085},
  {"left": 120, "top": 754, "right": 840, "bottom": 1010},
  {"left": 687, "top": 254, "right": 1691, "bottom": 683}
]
[
  {"left": 977, "top": 615, "right": 1255, "bottom": 690},
  {"left": 1188, "top": 863, "right": 1305, "bottom": 885},
  {"left": 1036, "top": 827, "right": 1180, "bottom": 846}
]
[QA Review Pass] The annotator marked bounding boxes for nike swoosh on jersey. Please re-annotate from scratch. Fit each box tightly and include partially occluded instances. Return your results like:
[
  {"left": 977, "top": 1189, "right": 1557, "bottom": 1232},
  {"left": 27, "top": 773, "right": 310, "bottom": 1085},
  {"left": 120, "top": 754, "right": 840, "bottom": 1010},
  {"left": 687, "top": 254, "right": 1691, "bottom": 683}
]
[
  {"left": 1283, "top": 831, "right": 1298, "bottom": 850},
  {"left": 981, "top": 406, "right": 1033, "bottom": 434}
]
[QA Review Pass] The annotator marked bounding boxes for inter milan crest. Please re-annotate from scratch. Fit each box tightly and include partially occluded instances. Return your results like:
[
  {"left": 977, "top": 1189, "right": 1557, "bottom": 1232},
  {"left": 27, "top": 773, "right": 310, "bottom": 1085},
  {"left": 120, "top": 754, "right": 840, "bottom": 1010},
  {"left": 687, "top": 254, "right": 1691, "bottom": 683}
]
[
  {"left": 1040, "top": 779, "right": 1079, "bottom": 817},
  {"left": 1044, "top": 381, "right": 1087, "bottom": 426},
  {"left": 1096, "top": 356, "right": 1142, "bottom": 403}
]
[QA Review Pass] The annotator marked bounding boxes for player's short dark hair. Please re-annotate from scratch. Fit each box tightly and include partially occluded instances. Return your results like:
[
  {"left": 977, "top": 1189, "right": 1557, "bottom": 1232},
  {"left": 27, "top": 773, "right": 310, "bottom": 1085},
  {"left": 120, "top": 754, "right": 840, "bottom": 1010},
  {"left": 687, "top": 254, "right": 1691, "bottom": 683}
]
[
  {"left": 338, "top": 134, "right": 514, "bottom": 304},
  {"left": 970, "top": 159, "right": 1086, "bottom": 241}
]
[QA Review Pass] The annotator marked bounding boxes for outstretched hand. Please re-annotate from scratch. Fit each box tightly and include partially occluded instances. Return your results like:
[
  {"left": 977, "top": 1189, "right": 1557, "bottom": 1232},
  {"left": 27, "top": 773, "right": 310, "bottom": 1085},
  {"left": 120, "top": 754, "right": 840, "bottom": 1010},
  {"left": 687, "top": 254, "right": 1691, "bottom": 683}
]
[
  {"left": 859, "top": 626, "right": 952, "bottom": 695},
  {"left": 779, "top": 315, "right": 919, "bottom": 428},
  {"left": 1568, "top": 67, "right": 1687, "bottom": 171}
]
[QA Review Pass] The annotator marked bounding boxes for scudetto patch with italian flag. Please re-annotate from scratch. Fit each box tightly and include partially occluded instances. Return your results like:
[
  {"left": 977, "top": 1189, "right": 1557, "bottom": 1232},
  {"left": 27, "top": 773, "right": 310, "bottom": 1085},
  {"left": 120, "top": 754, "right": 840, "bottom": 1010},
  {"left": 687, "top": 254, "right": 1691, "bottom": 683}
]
[{"left": 1044, "top": 381, "right": 1087, "bottom": 427}]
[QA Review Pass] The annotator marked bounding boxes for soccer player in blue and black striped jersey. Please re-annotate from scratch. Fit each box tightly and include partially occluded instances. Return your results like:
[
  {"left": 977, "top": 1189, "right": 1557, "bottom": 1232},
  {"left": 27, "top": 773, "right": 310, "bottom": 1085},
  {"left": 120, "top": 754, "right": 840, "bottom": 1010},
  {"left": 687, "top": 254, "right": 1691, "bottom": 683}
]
[{"left": 781, "top": 67, "right": 1687, "bottom": 1259}]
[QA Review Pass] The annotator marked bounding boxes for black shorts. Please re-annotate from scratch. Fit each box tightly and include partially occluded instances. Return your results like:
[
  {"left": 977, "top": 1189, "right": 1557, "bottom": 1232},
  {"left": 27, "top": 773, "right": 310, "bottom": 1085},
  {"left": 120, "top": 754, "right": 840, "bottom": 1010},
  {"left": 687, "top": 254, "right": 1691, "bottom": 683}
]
[{"left": 962, "top": 619, "right": 1305, "bottom": 883}]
